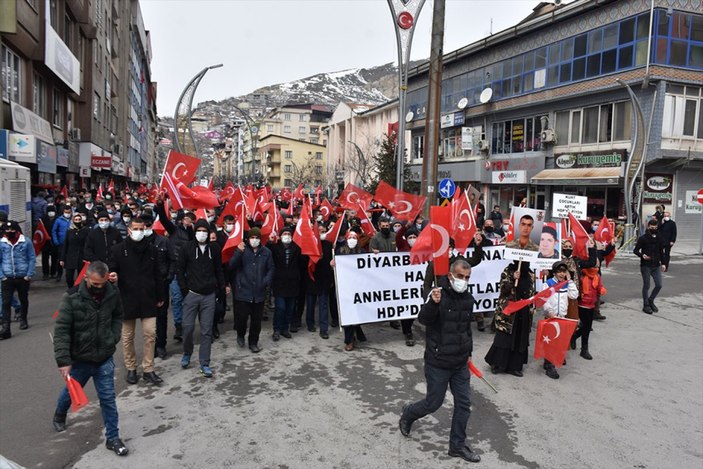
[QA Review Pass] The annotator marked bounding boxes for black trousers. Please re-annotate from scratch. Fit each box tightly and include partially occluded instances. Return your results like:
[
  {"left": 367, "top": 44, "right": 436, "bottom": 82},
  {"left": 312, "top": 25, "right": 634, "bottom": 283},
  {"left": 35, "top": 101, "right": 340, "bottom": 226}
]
[
  {"left": 573, "top": 306, "right": 594, "bottom": 351},
  {"left": 294, "top": 288, "right": 306, "bottom": 326},
  {"left": 329, "top": 285, "right": 339, "bottom": 326},
  {"left": 234, "top": 300, "right": 264, "bottom": 345},
  {"left": 1, "top": 278, "right": 29, "bottom": 325},
  {"left": 64, "top": 268, "right": 77, "bottom": 289},
  {"left": 42, "top": 244, "right": 61, "bottom": 277},
  {"left": 155, "top": 282, "right": 171, "bottom": 349}
]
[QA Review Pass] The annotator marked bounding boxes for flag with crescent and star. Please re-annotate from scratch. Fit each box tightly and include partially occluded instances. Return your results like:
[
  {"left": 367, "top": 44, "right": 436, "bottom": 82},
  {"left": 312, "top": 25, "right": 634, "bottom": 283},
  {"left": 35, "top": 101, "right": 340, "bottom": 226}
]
[
  {"left": 294, "top": 204, "right": 322, "bottom": 279},
  {"left": 32, "top": 219, "right": 50, "bottom": 255},
  {"left": 594, "top": 214, "right": 616, "bottom": 266},
  {"left": 319, "top": 199, "right": 334, "bottom": 222},
  {"left": 373, "top": 181, "right": 426, "bottom": 222},
  {"left": 534, "top": 317, "right": 578, "bottom": 368},
  {"left": 568, "top": 211, "right": 590, "bottom": 260},
  {"left": 451, "top": 190, "right": 477, "bottom": 252},
  {"left": 338, "top": 183, "right": 373, "bottom": 211},
  {"left": 430, "top": 205, "right": 452, "bottom": 276},
  {"left": 503, "top": 280, "right": 568, "bottom": 315},
  {"left": 221, "top": 203, "right": 249, "bottom": 264},
  {"left": 505, "top": 210, "right": 515, "bottom": 243},
  {"left": 354, "top": 203, "right": 377, "bottom": 237},
  {"left": 162, "top": 150, "right": 200, "bottom": 187}
]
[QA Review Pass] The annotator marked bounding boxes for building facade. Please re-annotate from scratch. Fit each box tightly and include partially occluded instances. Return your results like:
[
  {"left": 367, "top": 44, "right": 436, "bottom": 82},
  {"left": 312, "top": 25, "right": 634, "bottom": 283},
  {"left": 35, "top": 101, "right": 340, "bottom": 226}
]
[
  {"left": 257, "top": 134, "right": 327, "bottom": 189},
  {"left": 404, "top": 0, "right": 702, "bottom": 239},
  {"left": 1, "top": 0, "right": 157, "bottom": 193}
]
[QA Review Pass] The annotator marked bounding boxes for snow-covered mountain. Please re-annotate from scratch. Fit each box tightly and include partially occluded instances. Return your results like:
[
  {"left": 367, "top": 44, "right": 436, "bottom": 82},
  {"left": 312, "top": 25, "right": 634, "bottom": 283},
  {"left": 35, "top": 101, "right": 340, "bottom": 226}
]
[{"left": 195, "top": 61, "right": 421, "bottom": 116}]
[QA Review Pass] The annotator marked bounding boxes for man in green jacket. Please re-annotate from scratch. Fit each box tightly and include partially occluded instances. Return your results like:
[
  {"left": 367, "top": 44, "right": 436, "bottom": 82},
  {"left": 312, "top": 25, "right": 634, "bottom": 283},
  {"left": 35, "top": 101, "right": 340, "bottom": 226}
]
[{"left": 52, "top": 261, "right": 129, "bottom": 457}]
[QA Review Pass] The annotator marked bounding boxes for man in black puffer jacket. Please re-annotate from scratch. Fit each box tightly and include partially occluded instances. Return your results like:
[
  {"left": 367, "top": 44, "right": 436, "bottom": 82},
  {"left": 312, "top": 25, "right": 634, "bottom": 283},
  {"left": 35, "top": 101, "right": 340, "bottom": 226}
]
[{"left": 399, "top": 258, "right": 481, "bottom": 464}]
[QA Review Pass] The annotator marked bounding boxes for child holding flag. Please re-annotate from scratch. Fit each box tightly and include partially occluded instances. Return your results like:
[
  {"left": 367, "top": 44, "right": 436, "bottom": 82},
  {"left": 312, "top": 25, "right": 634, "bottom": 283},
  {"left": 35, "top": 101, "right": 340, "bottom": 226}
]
[{"left": 541, "top": 261, "right": 579, "bottom": 379}]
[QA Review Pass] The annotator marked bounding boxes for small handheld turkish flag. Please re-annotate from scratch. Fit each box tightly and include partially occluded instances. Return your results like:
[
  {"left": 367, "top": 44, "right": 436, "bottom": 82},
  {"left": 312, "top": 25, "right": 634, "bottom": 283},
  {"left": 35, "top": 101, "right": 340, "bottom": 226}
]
[
  {"left": 66, "top": 376, "right": 89, "bottom": 412},
  {"left": 32, "top": 219, "right": 50, "bottom": 255},
  {"left": 534, "top": 318, "right": 578, "bottom": 368},
  {"left": 430, "top": 205, "right": 452, "bottom": 276}
]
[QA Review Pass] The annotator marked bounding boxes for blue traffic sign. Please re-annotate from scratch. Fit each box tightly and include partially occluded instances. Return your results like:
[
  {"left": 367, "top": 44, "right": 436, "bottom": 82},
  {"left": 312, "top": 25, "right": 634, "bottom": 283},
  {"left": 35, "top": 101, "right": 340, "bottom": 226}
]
[{"left": 438, "top": 178, "right": 456, "bottom": 199}]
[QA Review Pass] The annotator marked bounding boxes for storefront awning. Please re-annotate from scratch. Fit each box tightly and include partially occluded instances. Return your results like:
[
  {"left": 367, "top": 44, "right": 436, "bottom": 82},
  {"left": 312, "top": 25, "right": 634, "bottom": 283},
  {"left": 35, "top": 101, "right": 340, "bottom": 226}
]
[{"left": 531, "top": 167, "right": 622, "bottom": 185}]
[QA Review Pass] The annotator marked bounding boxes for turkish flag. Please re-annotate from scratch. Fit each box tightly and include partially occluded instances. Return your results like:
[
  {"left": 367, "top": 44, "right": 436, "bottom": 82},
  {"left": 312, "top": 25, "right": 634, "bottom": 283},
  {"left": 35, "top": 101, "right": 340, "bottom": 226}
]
[
  {"left": 560, "top": 218, "right": 570, "bottom": 243},
  {"left": 503, "top": 280, "right": 568, "bottom": 315},
  {"left": 325, "top": 214, "right": 345, "bottom": 246},
  {"left": 219, "top": 182, "right": 236, "bottom": 202},
  {"left": 430, "top": 205, "right": 452, "bottom": 276},
  {"left": 107, "top": 178, "right": 114, "bottom": 195},
  {"left": 594, "top": 215, "right": 616, "bottom": 266},
  {"left": 279, "top": 187, "right": 292, "bottom": 202},
  {"left": 319, "top": 199, "right": 334, "bottom": 221},
  {"left": 534, "top": 318, "right": 578, "bottom": 368},
  {"left": 32, "top": 219, "right": 50, "bottom": 255},
  {"left": 355, "top": 203, "right": 377, "bottom": 237},
  {"left": 373, "top": 181, "right": 426, "bottom": 222},
  {"left": 505, "top": 211, "right": 515, "bottom": 243},
  {"left": 568, "top": 212, "right": 590, "bottom": 260},
  {"left": 152, "top": 215, "right": 166, "bottom": 236},
  {"left": 314, "top": 185, "right": 323, "bottom": 206},
  {"left": 261, "top": 206, "right": 284, "bottom": 245},
  {"left": 162, "top": 150, "right": 200, "bottom": 187},
  {"left": 293, "top": 205, "right": 322, "bottom": 279},
  {"left": 66, "top": 376, "right": 90, "bottom": 413},
  {"left": 451, "top": 191, "right": 477, "bottom": 252},
  {"left": 96, "top": 184, "right": 104, "bottom": 201},
  {"left": 293, "top": 183, "right": 305, "bottom": 200},
  {"left": 162, "top": 172, "right": 219, "bottom": 210},
  {"left": 221, "top": 204, "right": 249, "bottom": 264},
  {"left": 409, "top": 227, "right": 433, "bottom": 265},
  {"left": 339, "top": 183, "right": 373, "bottom": 211},
  {"left": 60, "top": 185, "right": 69, "bottom": 199},
  {"left": 220, "top": 186, "right": 246, "bottom": 221}
]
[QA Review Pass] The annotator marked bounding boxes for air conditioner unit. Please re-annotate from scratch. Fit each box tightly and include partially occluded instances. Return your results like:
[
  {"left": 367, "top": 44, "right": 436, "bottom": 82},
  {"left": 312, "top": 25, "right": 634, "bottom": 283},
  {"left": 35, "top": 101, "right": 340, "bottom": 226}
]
[
  {"left": 478, "top": 140, "right": 489, "bottom": 152},
  {"left": 455, "top": 148, "right": 464, "bottom": 157},
  {"left": 113, "top": 143, "right": 122, "bottom": 154},
  {"left": 69, "top": 128, "right": 81, "bottom": 141},
  {"left": 541, "top": 129, "right": 557, "bottom": 143}
]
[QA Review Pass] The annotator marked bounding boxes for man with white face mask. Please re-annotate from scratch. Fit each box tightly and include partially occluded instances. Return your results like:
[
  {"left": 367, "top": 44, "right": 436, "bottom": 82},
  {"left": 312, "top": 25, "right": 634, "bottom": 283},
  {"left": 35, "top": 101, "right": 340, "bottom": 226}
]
[
  {"left": 83, "top": 211, "right": 123, "bottom": 265},
  {"left": 177, "top": 219, "right": 227, "bottom": 377},
  {"left": 230, "top": 227, "right": 274, "bottom": 353},
  {"left": 399, "top": 259, "right": 480, "bottom": 463},
  {"left": 270, "top": 226, "right": 301, "bottom": 341},
  {"left": 108, "top": 217, "right": 165, "bottom": 386}
]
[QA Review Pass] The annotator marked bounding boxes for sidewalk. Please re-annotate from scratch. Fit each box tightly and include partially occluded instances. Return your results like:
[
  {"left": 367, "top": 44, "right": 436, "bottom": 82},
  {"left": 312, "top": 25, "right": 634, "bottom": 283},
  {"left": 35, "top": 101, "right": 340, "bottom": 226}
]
[{"left": 617, "top": 239, "right": 701, "bottom": 257}]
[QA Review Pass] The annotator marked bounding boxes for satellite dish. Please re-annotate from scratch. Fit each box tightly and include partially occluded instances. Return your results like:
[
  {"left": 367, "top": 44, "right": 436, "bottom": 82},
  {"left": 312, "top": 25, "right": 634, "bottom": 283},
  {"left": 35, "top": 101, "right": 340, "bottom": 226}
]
[
  {"left": 479, "top": 87, "right": 493, "bottom": 104},
  {"left": 457, "top": 97, "right": 469, "bottom": 110},
  {"left": 405, "top": 111, "right": 414, "bottom": 123}
]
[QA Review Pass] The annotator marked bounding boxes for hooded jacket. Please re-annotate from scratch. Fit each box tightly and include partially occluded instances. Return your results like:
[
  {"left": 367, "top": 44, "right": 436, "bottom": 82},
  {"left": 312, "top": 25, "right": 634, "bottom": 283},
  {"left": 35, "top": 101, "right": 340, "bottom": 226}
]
[
  {"left": 231, "top": 243, "right": 274, "bottom": 303},
  {"left": 177, "top": 239, "right": 225, "bottom": 296},
  {"left": 83, "top": 225, "right": 123, "bottom": 264},
  {"left": 51, "top": 215, "right": 72, "bottom": 246}
]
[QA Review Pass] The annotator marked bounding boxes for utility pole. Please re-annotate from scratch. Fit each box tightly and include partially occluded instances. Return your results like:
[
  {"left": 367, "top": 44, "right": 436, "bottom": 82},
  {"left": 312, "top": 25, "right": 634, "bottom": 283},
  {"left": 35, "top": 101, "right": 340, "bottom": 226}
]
[{"left": 421, "top": 0, "right": 445, "bottom": 216}]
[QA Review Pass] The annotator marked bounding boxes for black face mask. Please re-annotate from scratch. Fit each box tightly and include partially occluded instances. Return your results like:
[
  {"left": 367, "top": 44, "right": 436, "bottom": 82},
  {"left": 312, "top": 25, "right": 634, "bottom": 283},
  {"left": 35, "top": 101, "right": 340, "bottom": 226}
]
[
  {"left": 484, "top": 226, "right": 494, "bottom": 233},
  {"left": 88, "top": 285, "right": 105, "bottom": 298},
  {"left": 648, "top": 228, "right": 657, "bottom": 234},
  {"left": 562, "top": 248, "right": 573, "bottom": 258},
  {"left": 380, "top": 227, "right": 391, "bottom": 236}
]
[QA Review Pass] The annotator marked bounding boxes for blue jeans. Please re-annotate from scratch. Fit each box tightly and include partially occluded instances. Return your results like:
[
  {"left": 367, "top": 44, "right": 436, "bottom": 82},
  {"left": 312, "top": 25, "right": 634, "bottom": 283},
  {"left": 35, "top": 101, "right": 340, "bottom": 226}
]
[
  {"left": 403, "top": 363, "right": 471, "bottom": 450},
  {"left": 56, "top": 357, "right": 120, "bottom": 441},
  {"left": 169, "top": 278, "right": 183, "bottom": 325},
  {"left": 640, "top": 265, "right": 663, "bottom": 304},
  {"left": 306, "top": 292, "right": 329, "bottom": 333},
  {"left": 273, "top": 296, "right": 296, "bottom": 333}
]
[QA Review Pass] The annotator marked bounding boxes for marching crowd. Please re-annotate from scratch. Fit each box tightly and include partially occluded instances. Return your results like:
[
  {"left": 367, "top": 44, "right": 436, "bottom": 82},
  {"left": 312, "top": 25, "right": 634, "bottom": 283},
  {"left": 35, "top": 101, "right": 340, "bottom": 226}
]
[{"left": 0, "top": 185, "right": 677, "bottom": 461}]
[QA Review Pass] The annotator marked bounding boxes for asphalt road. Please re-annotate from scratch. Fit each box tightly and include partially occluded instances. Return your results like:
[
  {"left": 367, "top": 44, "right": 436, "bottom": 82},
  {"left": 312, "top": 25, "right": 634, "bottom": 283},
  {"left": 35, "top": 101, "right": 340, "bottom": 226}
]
[{"left": 1, "top": 251, "right": 702, "bottom": 469}]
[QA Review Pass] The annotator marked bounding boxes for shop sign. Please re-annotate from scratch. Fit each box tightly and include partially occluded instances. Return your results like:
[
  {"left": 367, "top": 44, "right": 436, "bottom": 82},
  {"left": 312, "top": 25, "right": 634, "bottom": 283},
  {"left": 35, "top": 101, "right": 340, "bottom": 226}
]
[
  {"left": 8, "top": 133, "right": 36, "bottom": 163},
  {"left": 492, "top": 170, "right": 526, "bottom": 184},
  {"left": 554, "top": 150, "right": 625, "bottom": 168},
  {"left": 642, "top": 173, "right": 674, "bottom": 204},
  {"left": 45, "top": 22, "right": 80, "bottom": 94},
  {"left": 91, "top": 155, "right": 111, "bottom": 169},
  {"left": 11, "top": 102, "right": 54, "bottom": 144},
  {"left": 440, "top": 111, "right": 464, "bottom": 129},
  {"left": 79, "top": 166, "right": 91, "bottom": 178},
  {"left": 37, "top": 140, "right": 57, "bottom": 174},
  {"left": 461, "top": 127, "right": 473, "bottom": 150},
  {"left": 408, "top": 160, "right": 482, "bottom": 182},
  {"left": 684, "top": 190, "right": 702, "bottom": 214}
]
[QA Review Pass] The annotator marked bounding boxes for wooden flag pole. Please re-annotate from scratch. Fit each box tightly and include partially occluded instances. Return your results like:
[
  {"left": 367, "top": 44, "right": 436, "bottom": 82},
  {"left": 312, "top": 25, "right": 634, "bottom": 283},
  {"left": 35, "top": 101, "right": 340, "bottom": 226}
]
[{"left": 515, "top": 260, "right": 522, "bottom": 287}]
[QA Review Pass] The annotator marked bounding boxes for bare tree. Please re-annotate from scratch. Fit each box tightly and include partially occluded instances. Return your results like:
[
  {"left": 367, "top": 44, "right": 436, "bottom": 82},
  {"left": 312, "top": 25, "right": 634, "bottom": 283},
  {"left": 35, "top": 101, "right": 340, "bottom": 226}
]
[
  {"left": 344, "top": 133, "right": 381, "bottom": 189},
  {"left": 290, "top": 155, "right": 321, "bottom": 186}
]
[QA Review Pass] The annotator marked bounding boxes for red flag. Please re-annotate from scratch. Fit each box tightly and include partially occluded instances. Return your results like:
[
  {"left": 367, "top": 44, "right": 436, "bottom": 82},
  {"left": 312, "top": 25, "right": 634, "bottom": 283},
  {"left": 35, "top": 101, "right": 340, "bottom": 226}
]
[
  {"left": 451, "top": 191, "right": 477, "bottom": 252},
  {"left": 261, "top": 206, "right": 284, "bottom": 245},
  {"left": 560, "top": 218, "right": 569, "bottom": 243},
  {"left": 568, "top": 212, "right": 590, "bottom": 260},
  {"left": 96, "top": 184, "right": 104, "bottom": 201},
  {"left": 219, "top": 182, "right": 236, "bottom": 202},
  {"left": 373, "top": 181, "right": 426, "bottom": 222},
  {"left": 468, "top": 359, "right": 484, "bottom": 379},
  {"left": 196, "top": 208, "right": 208, "bottom": 222},
  {"left": 107, "top": 178, "right": 114, "bottom": 195},
  {"left": 293, "top": 183, "right": 305, "bottom": 200},
  {"left": 355, "top": 204, "right": 376, "bottom": 237},
  {"left": 32, "top": 219, "right": 50, "bottom": 255},
  {"left": 325, "top": 214, "right": 345, "bottom": 246},
  {"left": 430, "top": 205, "right": 452, "bottom": 276},
  {"left": 280, "top": 187, "right": 292, "bottom": 202},
  {"left": 339, "top": 183, "right": 373, "bottom": 211},
  {"left": 74, "top": 260, "right": 90, "bottom": 287},
  {"left": 534, "top": 318, "right": 579, "bottom": 368},
  {"left": 162, "top": 150, "right": 200, "bottom": 187},
  {"left": 221, "top": 215, "right": 246, "bottom": 264},
  {"left": 162, "top": 172, "right": 219, "bottom": 210},
  {"left": 60, "top": 185, "right": 69, "bottom": 199},
  {"left": 314, "top": 185, "right": 323, "bottom": 206},
  {"left": 318, "top": 199, "right": 334, "bottom": 221},
  {"left": 152, "top": 215, "right": 166, "bottom": 236},
  {"left": 66, "top": 376, "right": 90, "bottom": 413},
  {"left": 503, "top": 280, "right": 568, "bottom": 315},
  {"left": 593, "top": 215, "right": 611, "bottom": 244},
  {"left": 505, "top": 211, "right": 515, "bottom": 243},
  {"left": 293, "top": 205, "right": 321, "bottom": 279},
  {"left": 409, "top": 226, "right": 433, "bottom": 264},
  {"left": 220, "top": 186, "right": 246, "bottom": 221},
  {"left": 207, "top": 178, "right": 214, "bottom": 191}
]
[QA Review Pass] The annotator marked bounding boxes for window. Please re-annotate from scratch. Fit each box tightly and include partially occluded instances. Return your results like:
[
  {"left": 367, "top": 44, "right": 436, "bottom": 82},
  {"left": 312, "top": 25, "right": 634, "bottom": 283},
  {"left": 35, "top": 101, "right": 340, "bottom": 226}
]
[
  {"left": 93, "top": 92, "right": 101, "bottom": 121},
  {"left": 64, "top": 14, "right": 73, "bottom": 48},
  {"left": 662, "top": 85, "right": 703, "bottom": 138},
  {"left": 53, "top": 88, "right": 64, "bottom": 128},
  {"left": 284, "top": 165, "right": 292, "bottom": 173},
  {"left": 2, "top": 45, "right": 21, "bottom": 103},
  {"left": 284, "top": 179, "right": 293, "bottom": 187},
  {"left": 299, "top": 114, "right": 306, "bottom": 122},
  {"left": 283, "top": 125, "right": 291, "bottom": 133},
  {"left": 315, "top": 152, "right": 323, "bottom": 160},
  {"left": 33, "top": 74, "right": 46, "bottom": 116},
  {"left": 299, "top": 126, "right": 306, "bottom": 134},
  {"left": 267, "top": 124, "right": 274, "bottom": 132},
  {"left": 653, "top": 10, "right": 703, "bottom": 69},
  {"left": 315, "top": 165, "right": 322, "bottom": 175},
  {"left": 491, "top": 117, "right": 542, "bottom": 154},
  {"left": 412, "top": 134, "right": 424, "bottom": 160},
  {"left": 49, "top": 0, "right": 58, "bottom": 28},
  {"left": 556, "top": 101, "right": 632, "bottom": 145},
  {"left": 283, "top": 113, "right": 291, "bottom": 121},
  {"left": 284, "top": 150, "right": 293, "bottom": 159}
]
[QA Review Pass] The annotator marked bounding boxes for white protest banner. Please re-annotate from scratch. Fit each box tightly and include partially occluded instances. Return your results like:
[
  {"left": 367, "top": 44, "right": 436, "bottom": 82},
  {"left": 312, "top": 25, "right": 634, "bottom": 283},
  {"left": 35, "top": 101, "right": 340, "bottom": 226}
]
[
  {"left": 552, "top": 193, "right": 587, "bottom": 220},
  {"left": 335, "top": 248, "right": 510, "bottom": 326}
]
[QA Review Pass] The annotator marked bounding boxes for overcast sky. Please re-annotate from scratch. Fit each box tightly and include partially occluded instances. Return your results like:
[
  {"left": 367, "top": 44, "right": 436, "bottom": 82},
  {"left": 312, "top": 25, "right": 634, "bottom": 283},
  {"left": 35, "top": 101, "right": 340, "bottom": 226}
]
[{"left": 140, "top": 0, "right": 549, "bottom": 116}]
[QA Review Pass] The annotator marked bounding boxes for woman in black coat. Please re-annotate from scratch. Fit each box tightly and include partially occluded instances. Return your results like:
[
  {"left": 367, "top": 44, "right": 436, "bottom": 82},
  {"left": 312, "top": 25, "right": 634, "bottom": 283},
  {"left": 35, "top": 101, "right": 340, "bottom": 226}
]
[
  {"left": 59, "top": 213, "right": 90, "bottom": 288},
  {"left": 302, "top": 225, "right": 334, "bottom": 339}
]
